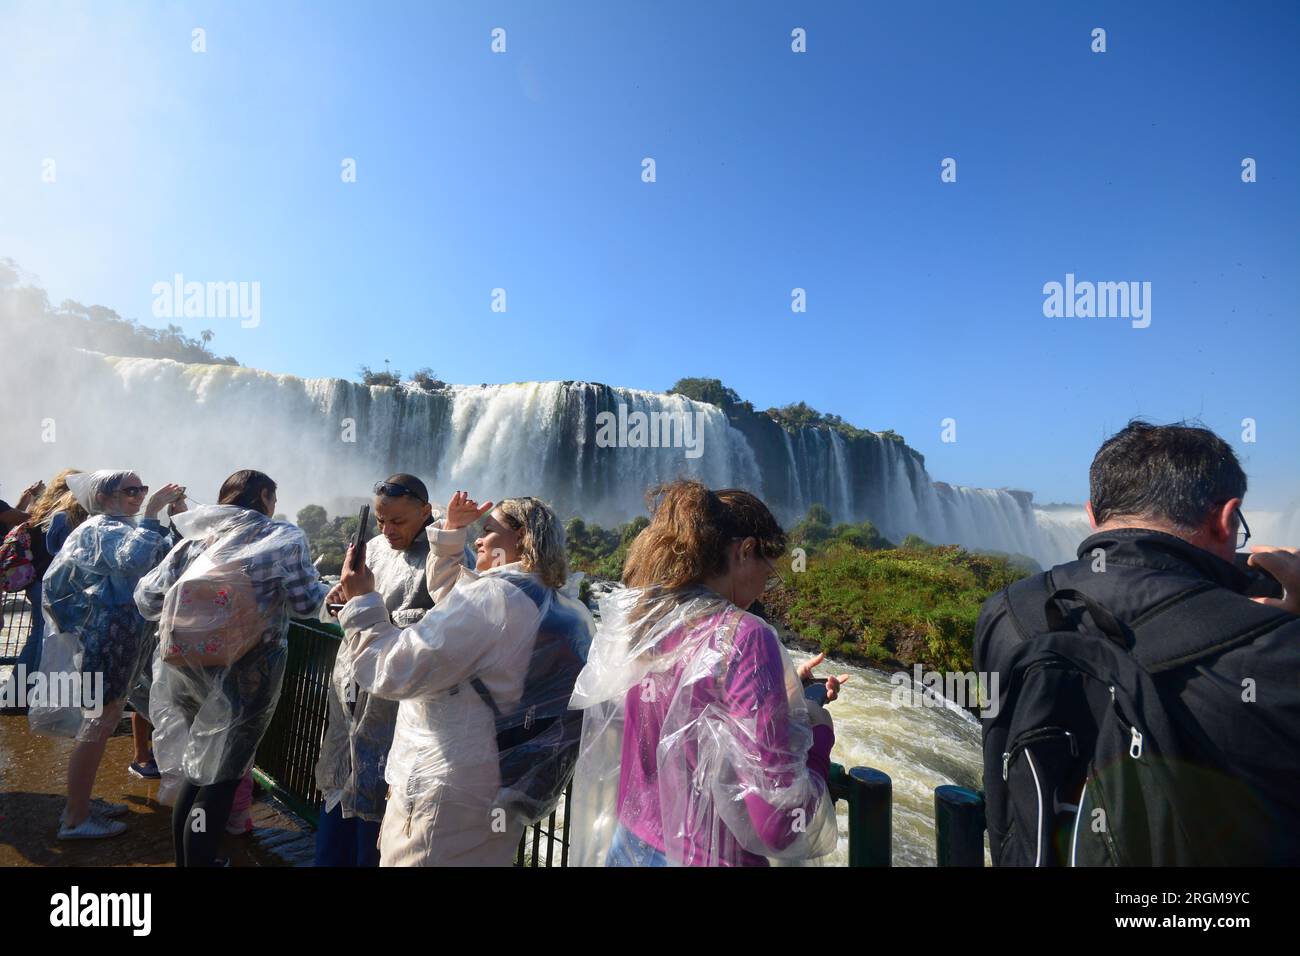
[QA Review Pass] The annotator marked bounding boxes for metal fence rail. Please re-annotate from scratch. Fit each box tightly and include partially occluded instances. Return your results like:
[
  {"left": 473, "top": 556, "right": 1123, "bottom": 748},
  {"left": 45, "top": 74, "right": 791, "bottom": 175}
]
[
  {"left": 0, "top": 592, "right": 35, "bottom": 664},
  {"left": 257, "top": 619, "right": 571, "bottom": 865},
  {"left": 5, "top": 607, "right": 985, "bottom": 866},
  {"left": 252, "top": 617, "right": 341, "bottom": 825}
]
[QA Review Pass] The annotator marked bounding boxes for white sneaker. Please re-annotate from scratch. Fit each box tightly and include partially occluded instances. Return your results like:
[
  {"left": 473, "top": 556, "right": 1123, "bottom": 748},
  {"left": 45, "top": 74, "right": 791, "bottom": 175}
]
[{"left": 58, "top": 816, "right": 127, "bottom": 840}]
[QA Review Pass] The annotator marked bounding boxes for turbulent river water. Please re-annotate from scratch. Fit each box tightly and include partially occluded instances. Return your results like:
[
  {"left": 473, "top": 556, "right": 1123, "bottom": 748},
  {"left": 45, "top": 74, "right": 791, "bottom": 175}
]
[{"left": 787, "top": 649, "right": 989, "bottom": 867}]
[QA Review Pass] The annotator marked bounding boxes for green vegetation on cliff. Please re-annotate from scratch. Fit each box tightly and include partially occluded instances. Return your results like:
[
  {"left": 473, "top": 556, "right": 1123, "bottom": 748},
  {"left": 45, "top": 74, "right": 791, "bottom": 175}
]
[
  {"left": 297, "top": 505, "right": 360, "bottom": 575},
  {"left": 0, "top": 258, "right": 239, "bottom": 366},
  {"left": 762, "top": 528, "right": 1028, "bottom": 673},
  {"left": 566, "top": 516, "right": 649, "bottom": 580},
  {"left": 668, "top": 376, "right": 908, "bottom": 445}
]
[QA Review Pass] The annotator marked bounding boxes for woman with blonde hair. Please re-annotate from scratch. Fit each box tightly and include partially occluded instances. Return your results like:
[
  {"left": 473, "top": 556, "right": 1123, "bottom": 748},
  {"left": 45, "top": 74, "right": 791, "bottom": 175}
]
[
  {"left": 334, "top": 490, "right": 595, "bottom": 865},
  {"left": 36, "top": 469, "right": 185, "bottom": 840},
  {"left": 6, "top": 469, "right": 81, "bottom": 676},
  {"left": 568, "top": 479, "right": 848, "bottom": 866}
]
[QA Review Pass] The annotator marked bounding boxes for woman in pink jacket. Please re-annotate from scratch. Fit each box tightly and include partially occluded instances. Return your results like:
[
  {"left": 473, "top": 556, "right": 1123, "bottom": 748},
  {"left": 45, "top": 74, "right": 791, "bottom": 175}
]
[{"left": 569, "top": 480, "right": 848, "bottom": 866}]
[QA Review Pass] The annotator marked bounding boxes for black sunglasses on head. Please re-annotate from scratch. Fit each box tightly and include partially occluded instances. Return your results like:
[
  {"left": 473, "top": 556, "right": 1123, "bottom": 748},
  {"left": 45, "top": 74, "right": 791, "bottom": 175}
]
[{"left": 373, "top": 481, "right": 427, "bottom": 504}]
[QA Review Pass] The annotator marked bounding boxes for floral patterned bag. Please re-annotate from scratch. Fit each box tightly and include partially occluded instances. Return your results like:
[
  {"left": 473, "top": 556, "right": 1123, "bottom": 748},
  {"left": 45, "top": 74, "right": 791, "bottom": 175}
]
[
  {"left": 160, "top": 552, "right": 265, "bottom": 667},
  {"left": 0, "top": 522, "right": 36, "bottom": 592}
]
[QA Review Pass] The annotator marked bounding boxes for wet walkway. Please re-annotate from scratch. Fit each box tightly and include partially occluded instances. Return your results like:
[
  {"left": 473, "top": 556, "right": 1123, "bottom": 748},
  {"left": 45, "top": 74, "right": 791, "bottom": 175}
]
[{"left": 0, "top": 708, "right": 315, "bottom": 867}]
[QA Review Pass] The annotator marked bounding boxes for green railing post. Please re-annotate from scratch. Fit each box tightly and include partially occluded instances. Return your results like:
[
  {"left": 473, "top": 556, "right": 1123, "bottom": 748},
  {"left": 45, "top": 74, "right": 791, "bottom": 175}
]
[
  {"left": 934, "top": 785, "right": 985, "bottom": 866},
  {"left": 847, "top": 767, "right": 891, "bottom": 867}
]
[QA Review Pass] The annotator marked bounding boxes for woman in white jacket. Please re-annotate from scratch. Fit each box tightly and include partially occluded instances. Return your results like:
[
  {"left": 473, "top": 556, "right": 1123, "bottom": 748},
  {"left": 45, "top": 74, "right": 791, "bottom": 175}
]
[{"left": 334, "top": 490, "right": 593, "bottom": 866}]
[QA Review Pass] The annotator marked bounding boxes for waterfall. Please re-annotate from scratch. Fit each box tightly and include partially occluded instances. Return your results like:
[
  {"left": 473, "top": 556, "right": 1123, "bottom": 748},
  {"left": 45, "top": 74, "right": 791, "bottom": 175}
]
[{"left": 2, "top": 350, "right": 1211, "bottom": 569}]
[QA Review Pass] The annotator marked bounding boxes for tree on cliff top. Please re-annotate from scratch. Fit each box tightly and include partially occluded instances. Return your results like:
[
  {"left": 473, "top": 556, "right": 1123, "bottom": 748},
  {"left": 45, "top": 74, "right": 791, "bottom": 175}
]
[{"left": 668, "top": 378, "right": 748, "bottom": 410}]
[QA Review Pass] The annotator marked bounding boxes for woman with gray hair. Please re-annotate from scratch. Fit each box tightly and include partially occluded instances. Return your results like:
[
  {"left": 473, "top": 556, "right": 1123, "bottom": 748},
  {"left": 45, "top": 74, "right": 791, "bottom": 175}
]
[
  {"left": 333, "top": 490, "right": 594, "bottom": 865},
  {"left": 35, "top": 469, "right": 185, "bottom": 840}
]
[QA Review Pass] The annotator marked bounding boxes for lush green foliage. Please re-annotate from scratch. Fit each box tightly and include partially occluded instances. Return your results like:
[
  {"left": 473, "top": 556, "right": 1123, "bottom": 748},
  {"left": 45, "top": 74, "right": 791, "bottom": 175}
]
[
  {"left": 668, "top": 377, "right": 751, "bottom": 412},
  {"left": 358, "top": 364, "right": 402, "bottom": 387},
  {"left": 762, "top": 516, "right": 1029, "bottom": 672},
  {"left": 764, "top": 400, "right": 871, "bottom": 440},
  {"left": 566, "top": 515, "right": 649, "bottom": 580},
  {"left": 1, "top": 259, "right": 239, "bottom": 365},
  {"left": 296, "top": 504, "right": 361, "bottom": 575},
  {"left": 787, "top": 501, "right": 895, "bottom": 552}
]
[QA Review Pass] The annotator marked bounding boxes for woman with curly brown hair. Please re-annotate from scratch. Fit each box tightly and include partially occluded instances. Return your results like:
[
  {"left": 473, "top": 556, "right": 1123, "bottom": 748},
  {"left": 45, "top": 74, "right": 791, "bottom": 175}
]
[{"left": 569, "top": 479, "right": 847, "bottom": 866}]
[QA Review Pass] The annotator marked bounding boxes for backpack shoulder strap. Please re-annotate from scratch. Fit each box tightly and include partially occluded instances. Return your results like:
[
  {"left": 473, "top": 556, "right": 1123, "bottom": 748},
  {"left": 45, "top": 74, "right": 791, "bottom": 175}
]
[
  {"left": 465, "top": 572, "right": 550, "bottom": 719},
  {"left": 1128, "top": 583, "right": 1294, "bottom": 673},
  {"left": 1002, "top": 570, "right": 1057, "bottom": 643},
  {"left": 469, "top": 676, "right": 502, "bottom": 718}
]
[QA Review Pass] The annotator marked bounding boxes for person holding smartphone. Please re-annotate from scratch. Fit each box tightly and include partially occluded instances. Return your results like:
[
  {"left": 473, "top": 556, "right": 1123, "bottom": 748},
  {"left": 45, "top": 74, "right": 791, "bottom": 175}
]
[
  {"left": 332, "top": 488, "right": 594, "bottom": 866},
  {"left": 567, "top": 479, "right": 849, "bottom": 867},
  {"left": 313, "top": 473, "right": 459, "bottom": 867}
]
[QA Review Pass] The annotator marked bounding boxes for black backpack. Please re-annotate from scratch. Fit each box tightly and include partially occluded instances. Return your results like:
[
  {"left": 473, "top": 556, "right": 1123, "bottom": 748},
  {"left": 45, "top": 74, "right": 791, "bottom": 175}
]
[
  {"left": 468, "top": 572, "right": 593, "bottom": 825},
  {"left": 982, "top": 576, "right": 1292, "bottom": 866}
]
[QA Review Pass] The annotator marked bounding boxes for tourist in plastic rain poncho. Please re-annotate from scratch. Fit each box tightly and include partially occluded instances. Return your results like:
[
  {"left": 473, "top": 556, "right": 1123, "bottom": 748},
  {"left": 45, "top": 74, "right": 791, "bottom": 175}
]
[
  {"left": 333, "top": 490, "right": 595, "bottom": 866},
  {"left": 32, "top": 468, "right": 186, "bottom": 841},
  {"left": 134, "top": 470, "right": 329, "bottom": 867},
  {"left": 312, "top": 474, "right": 471, "bottom": 867},
  {"left": 566, "top": 480, "right": 848, "bottom": 867}
]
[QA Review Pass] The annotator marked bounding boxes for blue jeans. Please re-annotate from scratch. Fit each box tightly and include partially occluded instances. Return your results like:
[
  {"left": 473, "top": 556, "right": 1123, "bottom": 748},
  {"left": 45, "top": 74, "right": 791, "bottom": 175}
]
[
  {"left": 314, "top": 802, "right": 382, "bottom": 867},
  {"left": 606, "top": 822, "right": 669, "bottom": 867},
  {"left": 15, "top": 582, "right": 44, "bottom": 672}
]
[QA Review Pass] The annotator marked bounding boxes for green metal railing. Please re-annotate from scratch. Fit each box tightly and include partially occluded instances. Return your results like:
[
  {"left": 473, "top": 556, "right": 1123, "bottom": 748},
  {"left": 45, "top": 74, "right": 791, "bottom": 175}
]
[
  {"left": 0, "top": 607, "right": 988, "bottom": 866},
  {"left": 252, "top": 617, "right": 341, "bottom": 825},
  {"left": 256, "top": 619, "right": 571, "bottom": 864},
  {"left": 254, "top": 621, "right": 989, "bottom": 867},
  {"left": 0, "top": 592, "right": 35, "bottom": 665}
]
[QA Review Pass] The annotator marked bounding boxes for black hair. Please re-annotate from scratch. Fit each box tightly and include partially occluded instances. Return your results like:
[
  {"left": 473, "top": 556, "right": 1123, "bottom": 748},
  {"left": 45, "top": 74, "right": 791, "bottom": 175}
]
[
  {"left": 382, "top": 473, "right": 428, "bottom": 503},
  {"left": 218, "top": 469, "right": 277, "bottom": 516},
  {"left": 1089, "top": 420, "right": 1246, "bottom": 531}
]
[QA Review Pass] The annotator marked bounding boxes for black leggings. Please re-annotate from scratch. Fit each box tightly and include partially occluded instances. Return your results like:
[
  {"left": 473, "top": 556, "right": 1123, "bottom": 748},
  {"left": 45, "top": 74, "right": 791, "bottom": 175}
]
[{"left": 172, "top": 778, "right": 242, "bottom": 867}]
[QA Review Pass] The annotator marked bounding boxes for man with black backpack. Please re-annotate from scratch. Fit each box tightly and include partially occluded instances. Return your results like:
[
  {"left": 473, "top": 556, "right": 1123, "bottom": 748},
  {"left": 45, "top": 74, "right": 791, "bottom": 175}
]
[{"left": 975, "top": 420, "right": 1300, "bottom": 866}]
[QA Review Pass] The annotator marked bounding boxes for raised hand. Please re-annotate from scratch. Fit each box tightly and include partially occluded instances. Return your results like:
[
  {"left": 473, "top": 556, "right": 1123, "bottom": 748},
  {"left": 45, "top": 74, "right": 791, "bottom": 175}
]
[
  {"left": 445, "top": 490, "right": 493, "bottom": 532},
  {"left": 797, "top": 651, "right": 852, "bottom": 702},
  {"left": 146, "top": 483, "right": 185, "bottom": 519}
]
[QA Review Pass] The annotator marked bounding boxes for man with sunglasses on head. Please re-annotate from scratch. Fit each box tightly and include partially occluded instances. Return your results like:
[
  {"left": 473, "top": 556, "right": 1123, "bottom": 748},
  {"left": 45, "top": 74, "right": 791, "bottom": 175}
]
[
  {"left": 975, "top": 420, "right": 1300, "bottom": 867},
  {"left": 314, "top": 473, "right": 468, "bottom": 866}
]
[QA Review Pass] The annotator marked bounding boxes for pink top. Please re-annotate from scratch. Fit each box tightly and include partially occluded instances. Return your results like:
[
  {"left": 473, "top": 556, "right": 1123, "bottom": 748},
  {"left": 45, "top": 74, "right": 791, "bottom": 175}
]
[{"left": 616, "top": 610, "right": 835, "bottom": 866}]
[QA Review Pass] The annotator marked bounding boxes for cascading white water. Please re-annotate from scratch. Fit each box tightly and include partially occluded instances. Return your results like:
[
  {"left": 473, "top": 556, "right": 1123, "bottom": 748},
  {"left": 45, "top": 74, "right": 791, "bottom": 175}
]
[{"left": 4, "top": 349, "right": 1233, "bottom": 568}]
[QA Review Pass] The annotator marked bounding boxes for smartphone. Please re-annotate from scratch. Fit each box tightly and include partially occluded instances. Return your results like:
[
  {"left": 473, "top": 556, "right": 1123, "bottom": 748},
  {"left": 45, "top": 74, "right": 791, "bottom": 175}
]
[
  {"left": 1235, "top": 552, "right": 1284, "bottom": 600},
  {"left": 803, "top": 679, "right": 829, "bottom": 707},
  {"left": 348, "top": 504, "right": 370, "bottom": 572},
  {"left": 327, "top": 603, "right": 346, "bottom": 615}
]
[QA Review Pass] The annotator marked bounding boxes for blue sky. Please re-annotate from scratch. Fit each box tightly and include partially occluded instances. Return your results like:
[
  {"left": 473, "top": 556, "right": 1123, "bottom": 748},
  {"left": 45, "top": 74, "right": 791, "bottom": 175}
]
[{"left": 2, "top": 0, "right": 1297, "bottom": 506}]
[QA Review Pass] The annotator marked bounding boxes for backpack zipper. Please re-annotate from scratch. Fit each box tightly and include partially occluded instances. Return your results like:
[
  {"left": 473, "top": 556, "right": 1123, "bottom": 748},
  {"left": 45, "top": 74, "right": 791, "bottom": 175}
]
[
  {"left": 1109, "top": 685, "right": 1145, "bottom": 760},
  {"left": 1002, "top": 727, "right": 1077, "bottom": 780}
]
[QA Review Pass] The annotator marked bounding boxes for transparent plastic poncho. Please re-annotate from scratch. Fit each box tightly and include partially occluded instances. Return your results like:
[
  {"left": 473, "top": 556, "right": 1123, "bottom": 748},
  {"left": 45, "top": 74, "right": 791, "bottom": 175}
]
[
  {"left": 568, "top": 585, "right": 839, "bottom": 866},
  {"left": 315, "top": 532, "right": 435, "bottom": 822},
  {"left": 29, "top": 513, "right": 172, "bottom": 740},
  {"left": 335, "top": 547, "right": 595, "bottom": 861},
  {"left": 135, "top": 504, "right": 328, "bottom": 789}
]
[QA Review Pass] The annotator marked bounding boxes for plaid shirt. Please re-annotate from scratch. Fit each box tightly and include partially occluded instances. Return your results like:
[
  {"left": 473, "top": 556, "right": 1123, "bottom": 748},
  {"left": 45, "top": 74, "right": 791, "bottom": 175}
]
[{"left": 136, "top": 518, "right": 327, "bottom": 624}]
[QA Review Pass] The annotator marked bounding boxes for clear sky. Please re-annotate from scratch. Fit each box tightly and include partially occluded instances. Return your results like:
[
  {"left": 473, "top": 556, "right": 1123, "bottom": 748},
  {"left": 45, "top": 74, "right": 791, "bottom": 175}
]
[{"left": 2, "top": 0, "right": 1297, "bottom": 506}]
